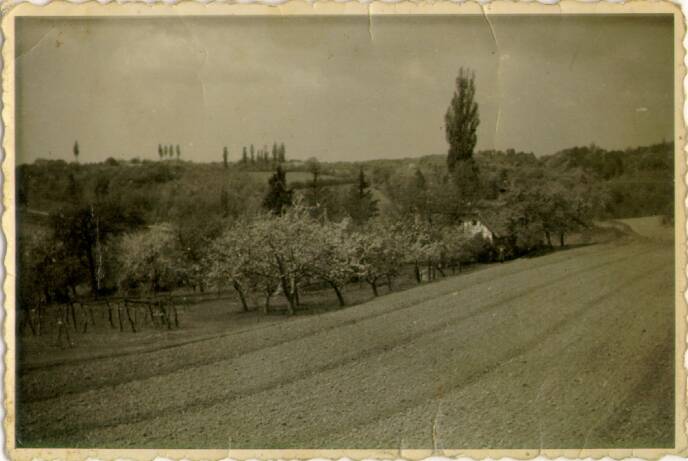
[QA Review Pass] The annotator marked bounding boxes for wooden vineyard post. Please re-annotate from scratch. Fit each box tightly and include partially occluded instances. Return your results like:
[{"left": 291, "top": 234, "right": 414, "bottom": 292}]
[
  {"left": 69, "top": 301, "right": 78, "bottom": 330},
  {"left": 56, "top": 304, "right": 72, "bottom": 348},
  {"left": 124, "top": 299, "right": 136, "bottom": 333},
  {"left": 36, "top": 303, "right": 43, "bottom": 336},
  {"left": 25, "top": 308, "right": 37, "bottom": 336},
  {"left": 117, "top": 302, "right": 124, "bottom": 332},
  {"left": 106, "top": 300, "right": 115, "bottom": 329},
  {"left": 64, "top": 305, "right": 72, "bottom": 345},
  {"left": 78, "top": 302, "right": 90, "bottom": 333},
  {"left": 148, "top": 302, "right": 155, "bottom": 326},
  {"left": 172, "top": 302, "right": 179, "bottom": 328},
  {"left": 160, "top": 301, "right": 171, "bottom": 330},
  {"left": 88, "top": 302, "right": 96, "bottom": 326}
]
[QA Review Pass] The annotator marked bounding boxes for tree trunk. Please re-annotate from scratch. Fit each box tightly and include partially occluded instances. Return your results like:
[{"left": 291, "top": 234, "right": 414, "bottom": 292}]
[
  {"left": 291, "top": 279, "right": 300, "bottom": 308},
  {"left": 20, "top": 309, "right": 36, "bottom": 336},
  {"left": 160, "top": 304, "right": 171, "bottom": 330},
  {"left": 64, "top": 306, "right": 72, "bottom": 345},
  {"left": 69, "top": 302, "right": 78, "bottom": 330},
  {"left": 88, "top": 304, "right": 96, "bottom": 326},
  {"left": 330, "top": 282, "right": 346, "bottom": 306},
  {"left": 414, "top": 263, "right": 421, "bottom": 284},
  {"left": 125, "top": 301, "right": 137, "bottom": 332},
  {"left": 85, "top": 245, "right": 99, "bottom": 298},
  {"left": 147, "top": 303, "right": 155, "bottom": 325},
  {"left": 233, "top": 281, "right": 249, "bottom": 312},
  {"left": 370, "top": 280, "right": 379, "bottom": 297},
  {"left": 559, "top": 232, "right": 565, "bottom": 247},
  {"left": 28, "top": 309, "right": 37, "bottom": 336},
  {"left": 36, "top": 304, "right": 43, "bottom": 336},
  {"left": 57, "top": 305, "right": 72, "bottom": 348},
  {"left": 282, "top": 289, "right": 296, "bottom": 315},
  {"left": 274, "top": 254, "right": 296, "bottom": 315},
  {"left": 172, "top": 305, "right": 179, "bottom": 328},
  {"left": 56, "top": 308, "right": 63, "bottom": 345},
  {"left": 263, "top": 292, "right": 271, "bottom": 315}
]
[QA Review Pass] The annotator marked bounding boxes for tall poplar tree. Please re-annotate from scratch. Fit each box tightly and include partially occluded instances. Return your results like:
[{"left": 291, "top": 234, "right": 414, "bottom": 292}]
[
  {"left": 445, "top": 68, "right": 479, "bottom": 172},
  {"left": 279, "top": 143, "right": 286, "bottom": 162},
  {"left": 445, "top": 68, "right": 481, "bottom": 204}
]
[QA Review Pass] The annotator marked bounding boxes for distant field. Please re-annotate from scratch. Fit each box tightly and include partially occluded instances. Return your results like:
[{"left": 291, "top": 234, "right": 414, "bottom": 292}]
[
  {"left": 246, "top": 170, "right": 339, "bottom": 183},
  {"left": 174, "top": 168, "right": 342, "bottom": 191},
  {"left": 167, "top": 164, "right": 331, "bottom": 182},
  {"left": 17, "top": 219, "right": 674, "bottom": 448},
  {"left": 617, "top": 215, "right": 674, "bottom": 242}
]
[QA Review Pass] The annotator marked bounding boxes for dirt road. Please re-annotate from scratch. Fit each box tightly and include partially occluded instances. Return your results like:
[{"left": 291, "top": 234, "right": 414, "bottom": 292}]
[{"left": 17, "top": 226, "right": 675, "bottom": 449}]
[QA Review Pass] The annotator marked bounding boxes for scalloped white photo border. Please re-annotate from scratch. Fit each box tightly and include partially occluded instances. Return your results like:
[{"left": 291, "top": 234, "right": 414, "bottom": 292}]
[{"left": 0, "top": 3, "right": 684, "bottom": 461}]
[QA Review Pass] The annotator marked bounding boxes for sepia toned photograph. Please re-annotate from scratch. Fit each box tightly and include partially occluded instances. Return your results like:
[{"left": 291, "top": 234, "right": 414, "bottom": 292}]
[{"left": 4, "top": 2, "right": 686, "bottom": 457}]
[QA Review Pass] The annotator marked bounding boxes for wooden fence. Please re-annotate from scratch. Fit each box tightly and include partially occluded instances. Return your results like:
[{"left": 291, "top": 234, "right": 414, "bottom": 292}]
[{"left": 17, "top": 293, "right": 210, "bottom": 347}]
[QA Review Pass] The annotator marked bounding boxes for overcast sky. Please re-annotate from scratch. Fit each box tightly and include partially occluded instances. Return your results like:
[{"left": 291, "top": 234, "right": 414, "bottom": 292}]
[{"left": 16, "top": 14, "right": 674, "bottom": 164}]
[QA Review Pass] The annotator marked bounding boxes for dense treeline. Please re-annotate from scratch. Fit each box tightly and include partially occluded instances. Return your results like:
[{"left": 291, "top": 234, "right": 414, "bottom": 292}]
[
  {"left": 17, "top": 140, "right": 672, "bottom": 311},
  {"left": 115, "top": 204, "right": 493, "bottom": 315},
  {"left": 544, "top": 142, "right": 674, "bottom": 218},
  {"left": 365, "top": 141, "right": 673, "bottom": 221},
  {"left": 17, "top": 139, "right": 673, "bottom": 318},
  {"left": 16, "top": 68, "right": 673, "bottom": 334}
]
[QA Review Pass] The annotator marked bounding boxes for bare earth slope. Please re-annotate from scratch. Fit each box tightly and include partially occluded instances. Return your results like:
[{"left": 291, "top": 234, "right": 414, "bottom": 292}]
[{"left": 17, "top": 223, "right": 674, "bottom": 449}]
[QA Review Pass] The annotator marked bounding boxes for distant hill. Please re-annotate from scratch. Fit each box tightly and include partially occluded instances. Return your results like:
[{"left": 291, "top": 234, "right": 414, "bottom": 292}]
[
  {"left": 17, "top": 140, "right": 674, "bottom": 227},
  {"left": 17, "top": 160, "right": 346, "bottom": 220},
  {"left": 360, "top": 142, "right": 674, "bottom": 220},
  {"left": 541, "top": 141, "right": 673, "bottom": 218}
]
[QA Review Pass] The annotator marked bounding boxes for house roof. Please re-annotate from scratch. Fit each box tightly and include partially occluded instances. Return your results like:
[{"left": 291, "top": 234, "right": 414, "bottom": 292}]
[{"left": 474, "top": 205, "right": 512, "bottom": 238}]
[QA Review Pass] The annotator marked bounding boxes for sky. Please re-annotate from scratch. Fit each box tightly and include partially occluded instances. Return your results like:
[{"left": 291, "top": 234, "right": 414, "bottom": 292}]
[{"left": 16, "top": 14, "right": 674, "bottom": 164}]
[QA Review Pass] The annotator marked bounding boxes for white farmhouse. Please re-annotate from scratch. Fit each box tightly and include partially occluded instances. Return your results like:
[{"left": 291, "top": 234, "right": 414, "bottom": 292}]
[{"left": 459, "top": 219, "right": 495, "bottom": 243}]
